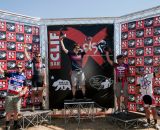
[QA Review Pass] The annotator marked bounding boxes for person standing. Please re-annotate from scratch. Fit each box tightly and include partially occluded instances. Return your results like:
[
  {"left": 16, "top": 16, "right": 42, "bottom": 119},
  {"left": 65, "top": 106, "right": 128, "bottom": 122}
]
[
  {"left": 24, "top": 45, "right": 46, "bottom": 111},
  {"left": 60, "top": 37, "right": 90, "bottom": 100},
  {"left": 0, "top": 63, "right": 28, "bottom": 130},
  {"left": 135, "top": 68, "right": 160, "bottom": 129},
  {"left": 105, "top": 51, "right": 129, "bottom": 114}
]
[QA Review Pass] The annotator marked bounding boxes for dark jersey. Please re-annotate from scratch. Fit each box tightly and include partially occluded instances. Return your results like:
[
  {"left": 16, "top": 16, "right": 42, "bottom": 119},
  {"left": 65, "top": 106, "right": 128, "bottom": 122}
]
[
  {"left": 30, "top": 59, "right": 45, "bottom": 83},
  {"left": 68, "top": 51, "right": 86, "bottom": 71}
]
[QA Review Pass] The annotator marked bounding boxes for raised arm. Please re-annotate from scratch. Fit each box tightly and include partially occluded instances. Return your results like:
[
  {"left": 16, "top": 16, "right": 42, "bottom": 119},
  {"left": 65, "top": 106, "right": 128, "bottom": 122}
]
[
  {"left": 0, "top": 65, "right": 4, "bottom": 74},
  {"left": 24, "top": 44, "right": 31, "bottom": 60},
  {"left": 60, "top": 39, "right": 68, "bottom": 54},
  {"left": 105, "top": 51, "right": 113, "bottom": 66},
  {"left": 154, "top": 64, "right": 160, "bottom": 77}
]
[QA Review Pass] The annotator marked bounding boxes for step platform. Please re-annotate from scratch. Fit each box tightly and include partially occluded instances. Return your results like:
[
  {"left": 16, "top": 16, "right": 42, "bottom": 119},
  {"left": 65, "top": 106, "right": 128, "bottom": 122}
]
[
  {"left": 64, "top": 98, "right": 95, "bottom": 126},
  {"left": 106, "top": 112, "right": 146, "bottom": 130},
  {"left": 19, "top": 110, "right": 52, "bottom": 129}
]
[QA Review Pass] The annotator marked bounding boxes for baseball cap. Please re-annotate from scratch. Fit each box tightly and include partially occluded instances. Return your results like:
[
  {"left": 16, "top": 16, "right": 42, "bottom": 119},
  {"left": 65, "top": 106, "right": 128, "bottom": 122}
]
[{"left": 17, "top": 63, "right": 23, "bottom": 68}]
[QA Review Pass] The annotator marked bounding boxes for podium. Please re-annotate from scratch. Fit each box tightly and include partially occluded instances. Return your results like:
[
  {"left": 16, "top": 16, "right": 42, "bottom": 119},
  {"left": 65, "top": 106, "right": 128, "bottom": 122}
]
[
  {"left": 106, "top": 112, "right": 146, "bottom": 130},
  {"left": 19, "top": 110, "right": 52, "bottom": 129},
  {"left": 64, "top": 99, "right": 95, "bottom": 125}
]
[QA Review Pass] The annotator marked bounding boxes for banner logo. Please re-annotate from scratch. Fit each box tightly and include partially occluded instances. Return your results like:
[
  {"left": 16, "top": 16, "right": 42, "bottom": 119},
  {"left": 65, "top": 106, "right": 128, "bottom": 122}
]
[
  {"left": 49, "top": 32, "right": 61, "bottom": 69},
  {"left": 89, "top": 75, "right": 113, "bottom": 90},
  {"left": 52, "top": 79, "right": 71, "bottom": 91}
]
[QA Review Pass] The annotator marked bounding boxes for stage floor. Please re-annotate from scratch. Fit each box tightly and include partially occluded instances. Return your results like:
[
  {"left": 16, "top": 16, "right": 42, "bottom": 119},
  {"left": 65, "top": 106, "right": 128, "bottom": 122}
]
[{"left": 0, "top": 109, "right": 159, "bottom": 130}]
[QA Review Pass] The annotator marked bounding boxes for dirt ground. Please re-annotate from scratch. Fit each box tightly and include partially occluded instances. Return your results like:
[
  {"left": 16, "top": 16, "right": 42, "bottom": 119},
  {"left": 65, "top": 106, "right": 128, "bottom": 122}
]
[{"left": 0, "top": 109, "right": 159, "bottom": 130}]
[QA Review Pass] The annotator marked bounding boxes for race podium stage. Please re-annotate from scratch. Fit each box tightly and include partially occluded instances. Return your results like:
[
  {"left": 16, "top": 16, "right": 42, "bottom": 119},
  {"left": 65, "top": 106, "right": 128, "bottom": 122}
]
[
  {"left": 64, "top": 99, "right": 95, "bottom": 125},
  {"left": 106, "top": 112, "right": 146, "bottom": 130},
  {"left": 19, "top": 110, "right": 52, "bottom": 129}
]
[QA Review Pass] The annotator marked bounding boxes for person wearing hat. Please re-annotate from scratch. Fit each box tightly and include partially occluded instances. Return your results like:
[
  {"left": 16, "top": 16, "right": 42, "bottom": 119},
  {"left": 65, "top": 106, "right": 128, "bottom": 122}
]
[
  {"left": 0, "top": 63, "right": 28, "bottom": 130},
  {"left": 135, "top": 67, "right": 160, "bottom": 129},
  {"left": 24, "top": 45, "right": 46, "bottom": 111},
  {"left": 105, "top": 51, "right": 129, "bottom": 114}
]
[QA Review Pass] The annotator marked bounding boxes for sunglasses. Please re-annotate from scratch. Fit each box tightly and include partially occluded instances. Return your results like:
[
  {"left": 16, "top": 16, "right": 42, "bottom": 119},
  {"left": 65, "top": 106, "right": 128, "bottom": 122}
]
[
  {"left": 17, "top": 67, "right": 23, "bottom": 69},
  {"left": 36, "top": 56, "right": 41, "bottom": 57}
]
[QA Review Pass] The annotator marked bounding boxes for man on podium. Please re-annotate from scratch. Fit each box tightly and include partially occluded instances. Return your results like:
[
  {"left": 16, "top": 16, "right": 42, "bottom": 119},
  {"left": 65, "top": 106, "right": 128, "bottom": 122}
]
[{"left": 60, "top": 33, "right": 90, "bottom": 100}]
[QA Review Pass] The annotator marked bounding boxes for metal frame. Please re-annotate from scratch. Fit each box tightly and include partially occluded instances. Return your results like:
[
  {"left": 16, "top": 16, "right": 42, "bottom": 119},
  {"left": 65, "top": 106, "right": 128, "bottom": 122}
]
[
  {"left": 39, "top": 25, "right": 49, "bottom": 109},
  {"left": 0, "top": 9, "right": 40, "bottom": 25},
  {"left": 19, "top": 110, "right": 51, "bottom": 129},
  {"left": 64, "top": 100, "right": 95, "bottom": 126},
  {"left": 106, "top": 112, "right": 146, "bottom": 130}
]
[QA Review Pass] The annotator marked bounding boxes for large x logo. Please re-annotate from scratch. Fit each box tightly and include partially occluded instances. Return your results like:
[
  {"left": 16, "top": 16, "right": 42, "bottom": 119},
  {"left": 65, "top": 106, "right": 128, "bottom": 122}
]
[{"left": 63, "top": 27, "right": 107, "bottom": 67}]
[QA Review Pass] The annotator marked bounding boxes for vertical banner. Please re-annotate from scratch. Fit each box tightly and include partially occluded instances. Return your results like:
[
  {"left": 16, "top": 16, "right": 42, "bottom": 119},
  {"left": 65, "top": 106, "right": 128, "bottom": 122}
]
[
  {"left": 48, "top": 31, "right": 61, "bottom": 69},
  {"left": 121, "top": 16, "right": 160, "bottom": 112},
  {"left": 48, "top": 24, "right": 114, "bottom": 109}
]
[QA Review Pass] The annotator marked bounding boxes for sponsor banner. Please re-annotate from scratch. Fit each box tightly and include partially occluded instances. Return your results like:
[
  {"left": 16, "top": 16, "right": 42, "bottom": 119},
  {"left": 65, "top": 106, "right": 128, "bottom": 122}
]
[
  {"left": 0, "top": 19, "right": 40, "bottom": 110},
  {"left": 48, "top": 24, "right": 114, "bottom": 109},
  {"left": 121, "top": 15, "right": 160, "bottom": 111},
  {"left": 48, "top": 31, "right": 61, "bottom": 69}
]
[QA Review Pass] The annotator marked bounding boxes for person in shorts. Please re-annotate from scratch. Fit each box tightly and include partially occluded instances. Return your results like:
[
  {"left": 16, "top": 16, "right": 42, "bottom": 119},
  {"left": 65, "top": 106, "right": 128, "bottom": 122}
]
[
  {"left": 60, "top": 36, "right": 90, "bottom": 100},
  {"left": 24, "top": 45, "right": 46, "bottom": 111},
  {"left": 106, "top": 51, "right": 129, "bottom": 114},
  {"left": 0, "top": 63, "right": 28, "bottom": 130},
  {"left": 135, "top": 67, "right": 160, "bottom": 129}
]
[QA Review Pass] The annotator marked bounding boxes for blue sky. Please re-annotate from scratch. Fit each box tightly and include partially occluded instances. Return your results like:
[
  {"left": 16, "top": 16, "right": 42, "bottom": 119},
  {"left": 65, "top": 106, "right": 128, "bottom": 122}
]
[{"left": 0, "top": 0, "right": 160, "bottom": 18}]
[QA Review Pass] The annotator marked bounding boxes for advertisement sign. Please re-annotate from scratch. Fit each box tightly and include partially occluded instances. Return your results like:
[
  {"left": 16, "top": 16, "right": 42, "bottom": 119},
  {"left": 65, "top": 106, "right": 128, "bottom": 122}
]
[
  {"left": 48, "top": 24, "right": 114, "bottom": 109},
  {"left": 121, "top": 15, "right": 160, "bottom": 112},
  {"left": 0, "top": 20, "right": 40, "bottom": 110}
]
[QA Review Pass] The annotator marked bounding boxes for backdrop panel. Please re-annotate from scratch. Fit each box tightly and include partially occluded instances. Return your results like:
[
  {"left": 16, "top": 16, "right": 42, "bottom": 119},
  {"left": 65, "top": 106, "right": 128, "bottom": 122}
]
[
  {"left": 48, "top": 24, "right": 114, "bottom": 109},
  {"left": 0, "top": 20, "right": 40, "bottom": 111},
  {"left": 121, "top": 16, "right": 160, "bottom": 112}
]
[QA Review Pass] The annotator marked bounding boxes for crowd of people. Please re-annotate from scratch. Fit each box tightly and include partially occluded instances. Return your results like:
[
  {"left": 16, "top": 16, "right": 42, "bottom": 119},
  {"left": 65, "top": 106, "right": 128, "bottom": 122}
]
[{"left": 60, "top": 35, "right": 160, "bottom": 129}]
